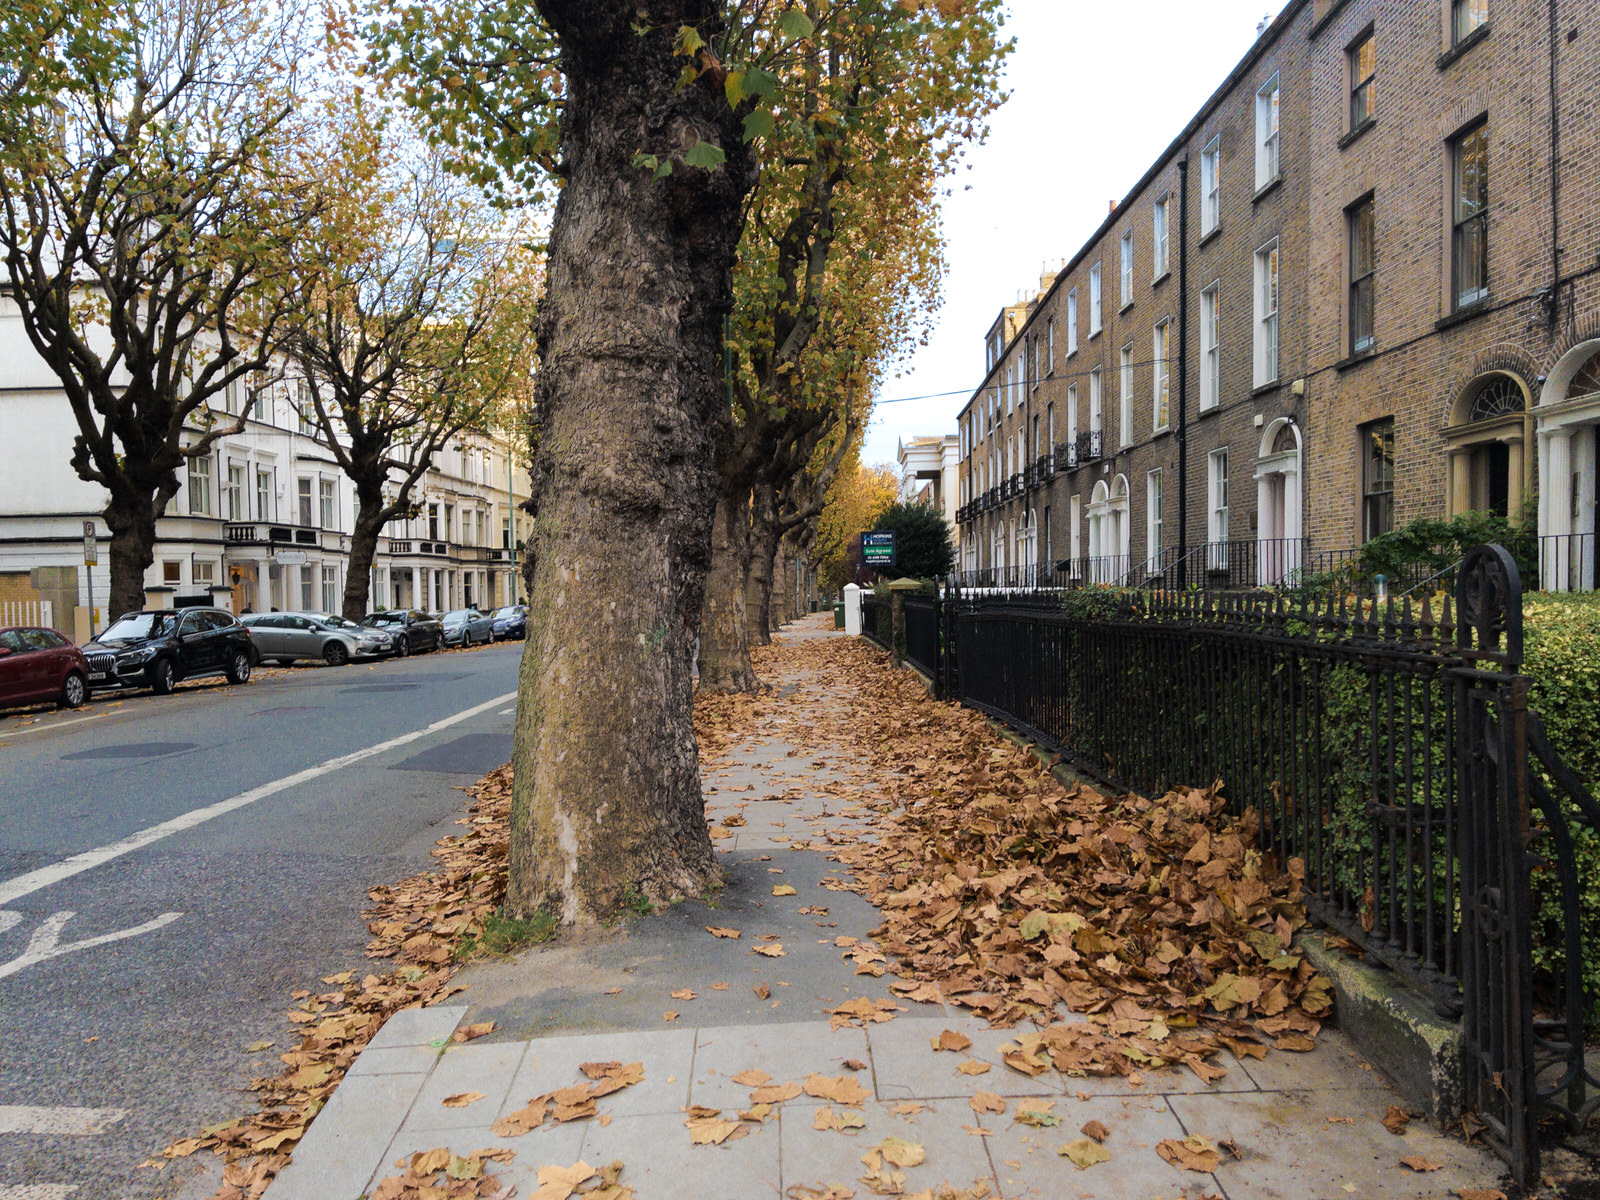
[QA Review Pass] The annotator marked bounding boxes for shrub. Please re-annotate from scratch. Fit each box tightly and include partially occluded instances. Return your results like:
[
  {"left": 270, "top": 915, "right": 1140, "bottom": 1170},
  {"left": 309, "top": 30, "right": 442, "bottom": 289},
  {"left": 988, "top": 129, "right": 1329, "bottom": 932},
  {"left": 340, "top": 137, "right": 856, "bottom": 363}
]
[{"left": 871, "top": 501, "right": 955, "bottom": 581}]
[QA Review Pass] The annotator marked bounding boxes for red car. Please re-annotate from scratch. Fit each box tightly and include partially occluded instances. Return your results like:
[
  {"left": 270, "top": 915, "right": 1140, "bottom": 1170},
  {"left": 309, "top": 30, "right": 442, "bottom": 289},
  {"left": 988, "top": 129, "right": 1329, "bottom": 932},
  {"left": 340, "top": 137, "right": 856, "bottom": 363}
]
[{"left": 0, "top": 626, "right": 89, "bottom": 710}]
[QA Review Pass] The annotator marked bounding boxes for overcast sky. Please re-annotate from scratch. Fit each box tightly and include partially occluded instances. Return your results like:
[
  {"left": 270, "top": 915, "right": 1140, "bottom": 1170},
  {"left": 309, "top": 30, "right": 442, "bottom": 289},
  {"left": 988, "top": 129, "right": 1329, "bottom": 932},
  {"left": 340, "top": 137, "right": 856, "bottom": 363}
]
[{"left": 861, "top": 0, "right": 1288, "bottom": 465}]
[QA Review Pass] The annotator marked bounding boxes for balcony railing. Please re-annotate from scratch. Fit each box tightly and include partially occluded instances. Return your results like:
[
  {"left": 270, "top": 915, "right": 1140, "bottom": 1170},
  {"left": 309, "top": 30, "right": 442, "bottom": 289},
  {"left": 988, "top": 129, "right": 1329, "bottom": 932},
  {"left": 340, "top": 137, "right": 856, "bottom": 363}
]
[
  {"left": 1057, "top": 440, "right": 1078, "bottom": 470},
  {"left": 1075, "top": 428, "right": 1104, "bottom": 463},
  {"left": 1035, "top": 453, "right": 1053, "bottom": 481},
  {"left": 1539, "top": 531, "right": 1598, "bottom": 592}
]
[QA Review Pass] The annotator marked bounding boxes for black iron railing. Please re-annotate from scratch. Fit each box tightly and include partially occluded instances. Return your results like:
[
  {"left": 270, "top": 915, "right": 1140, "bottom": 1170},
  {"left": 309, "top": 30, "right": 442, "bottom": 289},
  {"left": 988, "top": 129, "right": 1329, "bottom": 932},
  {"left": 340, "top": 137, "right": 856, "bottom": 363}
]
[
  {"left": 860, "top": 594, "right": 890, "bottom": 649},
  {"left": 902, "top": 596, "right": 940, "bottom": 683}
]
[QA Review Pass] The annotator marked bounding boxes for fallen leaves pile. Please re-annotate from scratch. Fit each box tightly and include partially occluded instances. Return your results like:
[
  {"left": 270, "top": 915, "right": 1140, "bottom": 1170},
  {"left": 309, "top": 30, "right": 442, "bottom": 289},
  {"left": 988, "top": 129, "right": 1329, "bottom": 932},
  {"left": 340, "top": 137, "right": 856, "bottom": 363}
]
[
  {"left": 161, "top": 766, "right": 515, "bottom": 1199},
  {"left": 368, "top": 1146, "right": 518, "bottom": 1199},
  {"left": 774, "top": 636, "right": 1333, "bottom": 1083}
]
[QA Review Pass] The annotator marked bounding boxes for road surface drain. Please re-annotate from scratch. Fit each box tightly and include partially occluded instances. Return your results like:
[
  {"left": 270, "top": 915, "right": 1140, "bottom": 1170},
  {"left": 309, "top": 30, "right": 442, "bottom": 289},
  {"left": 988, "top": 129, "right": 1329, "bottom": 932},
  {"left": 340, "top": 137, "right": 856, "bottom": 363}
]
[{"left": 61, "top": 743, "right": 197, "bottom": 760}]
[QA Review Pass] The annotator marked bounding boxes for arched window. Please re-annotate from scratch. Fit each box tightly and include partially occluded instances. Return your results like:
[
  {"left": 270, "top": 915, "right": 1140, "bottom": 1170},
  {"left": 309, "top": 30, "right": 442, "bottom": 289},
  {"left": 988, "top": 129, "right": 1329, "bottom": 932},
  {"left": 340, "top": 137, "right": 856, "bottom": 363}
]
[
  {"left": 1446, "top": 372, "right": 1532, "bottom": 521},
  {"left": 1468, "top": 375, "right": 1526, "bottom": 422}
]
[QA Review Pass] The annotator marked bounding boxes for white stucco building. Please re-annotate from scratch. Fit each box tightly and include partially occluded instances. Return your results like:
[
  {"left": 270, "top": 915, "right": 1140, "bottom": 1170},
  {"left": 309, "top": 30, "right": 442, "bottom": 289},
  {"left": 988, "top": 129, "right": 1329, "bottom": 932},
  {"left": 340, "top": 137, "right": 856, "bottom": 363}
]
[
  {"left": 0, "top": 294, "right": 532, "bottom": 632},
  {"left": 896, "top": 434, "right": 960, "bottom": 552}
]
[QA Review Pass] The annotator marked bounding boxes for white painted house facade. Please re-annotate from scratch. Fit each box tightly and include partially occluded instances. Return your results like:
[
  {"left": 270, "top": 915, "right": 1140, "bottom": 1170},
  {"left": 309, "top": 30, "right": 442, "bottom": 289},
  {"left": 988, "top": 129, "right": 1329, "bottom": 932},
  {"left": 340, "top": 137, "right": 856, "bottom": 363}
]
[{"left": 0, "top": 293, "right": 531, "bottom": 629}]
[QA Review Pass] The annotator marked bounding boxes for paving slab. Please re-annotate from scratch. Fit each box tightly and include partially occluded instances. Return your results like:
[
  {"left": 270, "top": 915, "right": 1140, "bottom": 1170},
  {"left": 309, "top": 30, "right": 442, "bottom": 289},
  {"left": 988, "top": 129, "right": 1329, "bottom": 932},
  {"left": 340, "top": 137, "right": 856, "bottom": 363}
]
[
  {"left": 498, "top": 1028, "right": 696, "bottom": 1119},
  {"left": 372, "top": 1120, "right": 586, "bottom": 1197},
  {"left": 402, "top": 1041, "right": 528, "bottom": 1132},
  {"left": 576, "top": 1110, "right": 781, "bottom": 1200},
  {"left": 870, "top": 1016, "right": 1067, "bottom": 1101},
  {"left": 689, "top": 1020, "right": 869, "bottom": 1110},
  {"left": 780, "top": 1100, "right": 999, "bottom": 1197},
  {"left": 363, "top": 1004, "right": 471, "bottom": 1051},
  {"left": 267, "top": 1072, "right": 430, "bottom": 1200}
]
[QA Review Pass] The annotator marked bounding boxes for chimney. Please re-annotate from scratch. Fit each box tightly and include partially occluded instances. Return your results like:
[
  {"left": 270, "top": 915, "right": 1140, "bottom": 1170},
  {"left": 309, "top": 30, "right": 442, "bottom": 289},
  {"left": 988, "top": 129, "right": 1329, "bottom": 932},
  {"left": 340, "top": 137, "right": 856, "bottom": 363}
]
[
  {"left": 1108, "top": 199, "right": 1116, "bottom": 214},
  {"left": 1256, "top": 12, "right": 1271, "bottom": 35}
]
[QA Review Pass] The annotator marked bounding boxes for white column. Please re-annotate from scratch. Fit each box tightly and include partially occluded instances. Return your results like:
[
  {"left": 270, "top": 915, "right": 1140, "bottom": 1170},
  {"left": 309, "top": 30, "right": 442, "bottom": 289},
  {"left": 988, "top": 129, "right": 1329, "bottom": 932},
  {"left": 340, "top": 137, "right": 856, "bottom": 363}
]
[{"left": 1541, "top": 426, "right": 1573, "bottom": 590}]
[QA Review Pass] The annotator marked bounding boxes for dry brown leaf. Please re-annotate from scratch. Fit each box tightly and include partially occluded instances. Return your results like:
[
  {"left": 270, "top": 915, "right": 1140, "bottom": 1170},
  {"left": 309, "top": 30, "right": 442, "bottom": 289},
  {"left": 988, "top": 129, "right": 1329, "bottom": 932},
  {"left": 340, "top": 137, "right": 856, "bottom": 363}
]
[
  {"left": 891, "top": 1102, "right": 927, "bottom": 1117},
  {"left": 706, "top": 926, "right": 741, "bottom": 939},
  {"left": 686, "top": 1115, "right": 743, "bottom": 1145},
  {"left": 751, "top": 1081, "right": 803, "bottom": 1104},
  {"left": 1157, "top": 1135, "right": 1221, "bottom": 1172},
  {"left": 1060, "top": 1138, "right": 1112, "bottom": 1170},
  {"left": 933, "top": 1030, "right": 972, "bottom": 1053},
  {"left": 1080, "top": 1119, "right": 1111, "bottom": 1142},
  {"left": 441, "top": 1091, "right": 485, "bottom": 1108},
  {"left": 772, "top": 885, "right": 798, "bottom": 896},
  {"left": 956, "top": 1060, "right": 991, "bottom": 1076},
  {"left": 1381, "top": 1105, "right": 1411, "bottom": 1136},
  {"left": 1400, "top": 1156, "right": 1443, "bottom": 1173},
  {"left": 754, "top": 983, "right": 772, "bottom": 1000},
  {"left": 662, "top": 1010, "right": 679, "bottom": 1022},
  {"left": 752, "top": 944, "right": 787, "bottom": 958},
  {"left": 731, "top": 1069, "right": 772, "bottom": 1087},
  {"left": 968, "top": 1092, "right": 1006, "bottom": 1115},
  {"left": 670, "top": 989, "right": 697, "bottom": 1001},
  {"left": 453, "top": 1022, "right": 494, "bottom": 1043},
  {"left": 804, "top": 1074, "right": 869, "bottom": 1106}
]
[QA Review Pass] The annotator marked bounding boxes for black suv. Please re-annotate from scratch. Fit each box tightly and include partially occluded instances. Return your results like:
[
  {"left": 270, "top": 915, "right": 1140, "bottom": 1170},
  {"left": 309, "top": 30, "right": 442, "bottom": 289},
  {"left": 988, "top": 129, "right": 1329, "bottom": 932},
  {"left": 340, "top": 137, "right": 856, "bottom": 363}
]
[
  {"left": 87, "top": 608, "right": 256, "bottom": 694},
  {"left": 360, "top": 609, "right": 444, "bottom": 656}
]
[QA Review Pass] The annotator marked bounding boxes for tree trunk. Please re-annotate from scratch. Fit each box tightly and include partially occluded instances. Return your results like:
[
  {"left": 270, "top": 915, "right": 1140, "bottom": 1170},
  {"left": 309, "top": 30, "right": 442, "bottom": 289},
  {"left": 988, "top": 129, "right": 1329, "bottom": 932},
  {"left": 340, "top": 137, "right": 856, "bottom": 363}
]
[
  {"left": 343, "top": 482, "right": 387, "bottom": 620},
  {"left": 698, "top": 469, "right": 759, "bottom": 691},
  {"left": 746, "top": 484, "right": 780, "bottom": 645},
  {"left": 506, "top": 0, "right": 755, "bottom": 924},
  {"left": 104, "top": 490, "right": 160, "bottom": 618}
]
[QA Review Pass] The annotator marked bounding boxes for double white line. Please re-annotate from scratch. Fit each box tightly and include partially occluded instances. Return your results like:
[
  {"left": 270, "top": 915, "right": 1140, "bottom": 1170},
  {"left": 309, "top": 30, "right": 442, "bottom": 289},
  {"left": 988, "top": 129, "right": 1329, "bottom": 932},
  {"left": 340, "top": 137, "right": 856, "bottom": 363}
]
[{"left": 0, "top": 691, "right": 516, "bottom": 907}]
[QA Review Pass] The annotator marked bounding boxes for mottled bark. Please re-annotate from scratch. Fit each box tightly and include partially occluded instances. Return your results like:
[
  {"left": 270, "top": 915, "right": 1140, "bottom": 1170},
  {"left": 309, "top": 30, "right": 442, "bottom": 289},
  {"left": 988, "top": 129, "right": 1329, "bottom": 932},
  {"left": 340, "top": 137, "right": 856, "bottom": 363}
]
[
  {"left": 699, "top": 468, "right": 759, "bottom": 691},
  {"left": 506, "top": 0, "right": 755, "bottom": 923},
  {"left": 342, "top": 480, "right": 387, "bottom": 620},
  {"left": 746, "top": 483, "right": 780, "bottom": 645},
  {"left": 104, "top": 488, "right": 163, "bottom": 617}
]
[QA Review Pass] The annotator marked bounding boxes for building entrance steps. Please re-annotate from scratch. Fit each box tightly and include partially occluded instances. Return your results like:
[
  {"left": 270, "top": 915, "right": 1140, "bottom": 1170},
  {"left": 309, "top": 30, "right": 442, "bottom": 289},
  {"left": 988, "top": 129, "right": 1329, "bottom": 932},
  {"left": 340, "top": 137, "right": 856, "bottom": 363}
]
[{"left": 263, "top": 613, "right": 1507, "bottom": 1200}]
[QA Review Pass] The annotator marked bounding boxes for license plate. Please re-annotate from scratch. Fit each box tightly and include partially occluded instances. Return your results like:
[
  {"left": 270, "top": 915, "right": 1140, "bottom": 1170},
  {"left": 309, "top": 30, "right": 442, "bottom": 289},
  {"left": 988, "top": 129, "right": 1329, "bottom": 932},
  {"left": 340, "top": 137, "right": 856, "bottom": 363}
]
[{"left": 88, "top": 672, "right": 106, "bottom": 681}]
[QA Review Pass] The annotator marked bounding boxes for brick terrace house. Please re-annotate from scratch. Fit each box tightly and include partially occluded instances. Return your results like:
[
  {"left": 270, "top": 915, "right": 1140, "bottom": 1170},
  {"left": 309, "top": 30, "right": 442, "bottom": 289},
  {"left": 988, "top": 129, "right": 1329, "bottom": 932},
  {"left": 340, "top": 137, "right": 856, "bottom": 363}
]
[{"left": 955, "top": 0, "right": 1600, "bottom": 592}]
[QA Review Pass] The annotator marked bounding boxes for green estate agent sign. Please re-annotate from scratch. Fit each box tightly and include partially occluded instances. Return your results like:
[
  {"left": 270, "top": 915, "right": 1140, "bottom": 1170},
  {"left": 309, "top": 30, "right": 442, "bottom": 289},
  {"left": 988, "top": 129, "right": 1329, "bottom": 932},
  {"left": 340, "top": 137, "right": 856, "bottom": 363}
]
[{"left": 861, "top": 531, "right": 896, "bottom": 568}]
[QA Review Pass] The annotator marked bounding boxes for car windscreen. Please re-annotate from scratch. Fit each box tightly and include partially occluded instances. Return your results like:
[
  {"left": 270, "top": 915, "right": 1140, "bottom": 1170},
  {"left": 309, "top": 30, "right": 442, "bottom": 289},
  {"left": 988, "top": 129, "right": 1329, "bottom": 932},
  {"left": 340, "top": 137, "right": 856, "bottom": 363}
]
[
  {"left": 366, "top": 613, "right": 403, "bottom": 626},
  {"left": 100, "top": 613, "right": 175, "bottom": 640}
]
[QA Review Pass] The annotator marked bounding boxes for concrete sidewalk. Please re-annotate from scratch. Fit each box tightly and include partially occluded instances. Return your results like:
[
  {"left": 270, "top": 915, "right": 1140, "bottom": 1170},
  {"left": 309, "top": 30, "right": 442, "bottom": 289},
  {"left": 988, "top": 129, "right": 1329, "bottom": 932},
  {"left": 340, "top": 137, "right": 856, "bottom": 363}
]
[{"left": 264, "top": 618, "right": 1508, "bottom": 1200}]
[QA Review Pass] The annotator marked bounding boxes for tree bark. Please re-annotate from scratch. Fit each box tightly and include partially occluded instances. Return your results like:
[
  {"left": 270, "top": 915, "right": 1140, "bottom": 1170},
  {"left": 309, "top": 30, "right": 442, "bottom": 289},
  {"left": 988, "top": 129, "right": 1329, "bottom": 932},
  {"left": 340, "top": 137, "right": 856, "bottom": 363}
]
[
  {"left": 104, "top": 489, "right": 161, "bottom": 617},
  {"left": 342, "top": 478, "right": 388, "bottom": 620},
  {"left": 699, "top": 468, "right": 760, "bottom": 691},
  {"left": 746, "top": 482, "right": 780, "bottom": 645},
  {"left": 506, "top": 0, "right": 755, "bottom": 923}
]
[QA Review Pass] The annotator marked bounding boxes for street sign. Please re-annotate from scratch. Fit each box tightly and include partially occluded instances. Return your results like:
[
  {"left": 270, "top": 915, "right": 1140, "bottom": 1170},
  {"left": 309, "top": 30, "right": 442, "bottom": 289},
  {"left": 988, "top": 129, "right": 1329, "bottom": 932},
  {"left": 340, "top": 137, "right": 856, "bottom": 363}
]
[
  {"left": 272, "top": 549, "right": 308, "bottom": 566},
  {"left": 82, "top": 520, "right": 97, "bottom": 565},
  {"left": 861, "top": 531, "right": 896, "bottom": 569}
]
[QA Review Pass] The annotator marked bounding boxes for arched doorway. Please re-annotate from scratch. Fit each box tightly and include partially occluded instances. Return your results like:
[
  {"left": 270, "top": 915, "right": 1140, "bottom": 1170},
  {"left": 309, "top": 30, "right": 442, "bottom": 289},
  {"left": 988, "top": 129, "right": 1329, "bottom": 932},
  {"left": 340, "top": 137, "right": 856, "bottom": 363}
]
[
  {"left": 1256, "top": 417, "right": 1303, "bottom": 584},
  {"left": 1445, "top": 372, "right": 1533, "bottom": 521},
  {"left": 1537, "top": 343, "right": 1600, "bottom": 591}
]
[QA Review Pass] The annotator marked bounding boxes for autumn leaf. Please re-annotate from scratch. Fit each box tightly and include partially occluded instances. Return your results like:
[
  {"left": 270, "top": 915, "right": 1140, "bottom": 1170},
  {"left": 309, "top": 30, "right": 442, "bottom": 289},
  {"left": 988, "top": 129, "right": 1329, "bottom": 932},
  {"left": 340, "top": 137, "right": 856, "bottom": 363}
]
[
  {"left": 1080, "top": 1119, "right": 1111, "bottom": 1142},
  {"left": 1400, "top": 1156, "right": 1443, "bottom": 1172},
  {"left": 453, "top": 1021, "right": 494, "bottom": 1043},
  {"left": 1381, "top": 1105, "right": 1411, "bottom": 1135},
  {"left": 956, "top": 1060, "right": 991, "bottom": 1076},
  {"left": 968, "top": 1091, "right": 1005, "bottom": 1115},
  {"left": 731, "top": 1069, "right": 771, "bottom": 1087},
  {"left": 932, "top": 1030, "right": 972, "bottom": 1053},
  {"left": 706, "top": 926, "right": 741, "bottom": 939},
  {"left": 772, "top": 884, "right": 798, "bottom": 896},
  {"left": 1060, "top": 1138, "right": 1111, "bottom": 1169},
  {"left": 753, "top": 944, "right": 787, "bottom": 957},
  {"left": 441, "top": 1091, "right": 485, "bottom": 1108},
  {"left": 670, "top": 989, "right": 697, "bottom": 1001},
  {"left": 1157, "top": 1135, "right": 1222, "bottom": 1172},
  {"left": 1014, "top": 1098, "right": 1059, "bottom": 1127}
]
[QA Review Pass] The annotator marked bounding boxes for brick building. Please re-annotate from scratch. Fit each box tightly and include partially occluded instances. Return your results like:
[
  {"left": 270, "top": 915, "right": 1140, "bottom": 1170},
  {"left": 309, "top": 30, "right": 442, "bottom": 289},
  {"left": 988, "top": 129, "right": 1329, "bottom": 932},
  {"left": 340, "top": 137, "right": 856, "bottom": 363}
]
[{"left": 955, "top": 0, "right": 1600, "bottom": 592}]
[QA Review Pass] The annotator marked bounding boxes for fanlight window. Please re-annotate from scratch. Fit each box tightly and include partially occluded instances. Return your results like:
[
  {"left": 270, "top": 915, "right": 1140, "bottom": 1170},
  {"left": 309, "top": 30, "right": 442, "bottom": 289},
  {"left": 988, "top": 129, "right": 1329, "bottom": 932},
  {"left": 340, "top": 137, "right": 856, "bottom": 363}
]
[
  {"left": 1468, "top": 375, "right": 1525, "bottom": 422},
  {"left": 1570, "top": 350, "right": 1600, "bottom": 398}
]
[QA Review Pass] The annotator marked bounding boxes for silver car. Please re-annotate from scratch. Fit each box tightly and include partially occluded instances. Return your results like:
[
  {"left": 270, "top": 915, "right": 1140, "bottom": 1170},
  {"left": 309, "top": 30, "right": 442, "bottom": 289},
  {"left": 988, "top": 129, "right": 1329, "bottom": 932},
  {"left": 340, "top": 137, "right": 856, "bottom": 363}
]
[
  {"left": 241, "top": 612, "right": 393, "bottom": 666},
  {"left": 438, "top": 608, "right": 494, "bottom": 647}
]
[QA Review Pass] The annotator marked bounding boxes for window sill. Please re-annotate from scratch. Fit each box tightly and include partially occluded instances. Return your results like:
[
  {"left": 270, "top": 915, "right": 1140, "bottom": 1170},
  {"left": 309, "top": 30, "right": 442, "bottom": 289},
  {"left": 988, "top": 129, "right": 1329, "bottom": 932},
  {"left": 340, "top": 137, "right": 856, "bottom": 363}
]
[
  {"left": 1119, "top": 301, "right": 1135, "bottom": 314},
  {"left": 1151, "top": 269, "right": 1171, "bottom": 288},
  {"left": 1251, "top": 381, "right": 1281, "bottom": 399},
  {"left": 1198, "top": 225, "right": 1222, "bottom": 249},
  {"left": 1437, "top": 23, "right": 1490, "bottom": 71},
  {"left": 1436, "top": 297, "right": 1492, "bottom": 332},
  {"left": 1151, "top": 426, "right": 1171, "bottom": 439},
  {"left": 1089, "top": 329, "right": 1102, "bottom": 341},
  {"left": 1338, "top": 117, "right": 1376, "bottom": 151},
  {"left": 1253, "top": 175, "right": 1283, "bottom": 204},
  {"left": 1335, "top": 347, "right": 1376, "bottom": 372},
  {"left": 1197, "top": 401, "right": 1220, "bottom": 417}
]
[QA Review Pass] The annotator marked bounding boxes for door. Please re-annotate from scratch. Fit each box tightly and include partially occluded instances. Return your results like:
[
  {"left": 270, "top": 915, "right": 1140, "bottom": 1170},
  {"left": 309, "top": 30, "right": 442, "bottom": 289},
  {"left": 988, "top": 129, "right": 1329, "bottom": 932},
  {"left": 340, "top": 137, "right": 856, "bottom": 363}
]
[
  {"left": 0, "top": 630, "right": 28, "bottom": 702},
  {"left": 281, "top": 615, "right": 319, "bottom": 659},
  {"left": 1260, "top": 473, "right": 1287, "bottom": 584}
]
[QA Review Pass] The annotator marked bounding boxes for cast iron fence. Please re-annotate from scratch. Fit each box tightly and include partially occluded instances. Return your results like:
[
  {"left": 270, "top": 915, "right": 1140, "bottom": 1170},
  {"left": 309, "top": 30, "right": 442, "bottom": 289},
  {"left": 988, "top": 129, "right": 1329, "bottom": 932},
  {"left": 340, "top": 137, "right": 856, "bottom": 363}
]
[
  {"left": 860, "top": 594, "right": 890, "bottom": 650},
  {"left": 902, "top": 596, "right": 940, "bottom": 684},
  {"left": 853, "top": 547, "right": 1596, "bottom": 1185}
]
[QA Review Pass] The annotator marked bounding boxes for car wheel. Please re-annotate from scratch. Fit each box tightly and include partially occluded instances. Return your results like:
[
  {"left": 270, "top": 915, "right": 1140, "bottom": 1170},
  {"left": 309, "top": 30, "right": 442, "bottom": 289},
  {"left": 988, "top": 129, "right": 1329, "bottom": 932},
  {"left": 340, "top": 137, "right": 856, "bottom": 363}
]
[
  {"left": 323, "top": 641, "right": 350, "bottom": 667},
  {"left": 59, "top": 671, "right": 87, "bottom": 710},
  {"left": 395, "top": 636, "right": 411, "bottom": 658},
  {"left": 225, "top": 650, "right": 252, "bottom": 684},
  {"left": 150, "top": 657, "right": 176, "bottom": 695}
]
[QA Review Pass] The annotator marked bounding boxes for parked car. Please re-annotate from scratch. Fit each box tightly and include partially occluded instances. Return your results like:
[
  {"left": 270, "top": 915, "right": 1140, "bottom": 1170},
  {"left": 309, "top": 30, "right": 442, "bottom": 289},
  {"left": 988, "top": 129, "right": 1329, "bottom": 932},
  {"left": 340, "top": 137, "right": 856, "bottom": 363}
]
[
  {"left": 87, "top": 608, "right": 254, "bottom": 694},
  {"left": 491, "top": 605, "right": 528, "bottom": 641},
  {"left": 439, "top": 608, "right": 494, "bottom": 647},
  {"left": 241, "top": 612, "right": 393, "bottom": 665},
  {"left": 0, "top": 626, "right": 90, "bottom": 710},
  {"left": 361, "top": 609, "right": 443, "bottom": 656}
]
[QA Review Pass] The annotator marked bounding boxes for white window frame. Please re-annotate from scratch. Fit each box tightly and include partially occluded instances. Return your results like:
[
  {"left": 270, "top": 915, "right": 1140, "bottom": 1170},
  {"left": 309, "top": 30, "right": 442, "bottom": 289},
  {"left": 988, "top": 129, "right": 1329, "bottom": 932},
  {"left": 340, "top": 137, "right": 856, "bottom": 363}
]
[
  {"left": 1119, "top": 231, "right": 1134, "bottom": 308},
  {"left": 1089, "top": 262, "right": 1102, "bottom": 334},
  {"left": 255, "top": 468, "right": 272, "bottom": 521},
  {"left": 1089, "top": 369, "right": 1103, "bottom": 434},
  {"left": 1066, "top": 289, "right": 1078, "bottom": 354},
  {"left": 1201, "top": 135, "right": 1220, "bottom": 234},
  {"left": 1069, "top": 494, "right": 1081, "bottom": 573},
  {"left": 1066, "top": 384, "right": 1079, "bottom": 444},
  {"left": 225, "top": 462, "right": 244, "bottom": 521},
  {"left": 1200, "top": 281, "right": 1220, "bottom": 411},
  {"left": 187, "top": 453, "right": 213, "bottom": 517},
  {"left": 1046, "top": 318, "right": 1054, "bottom": 374},
  {"left": 1208, "top": 448, "right": 1230, "bottom": 548},
  {"left": 319, "top": 478, "right": 336, "bottom": 531},
  {"left": 1255, "top": 73, "right": 1281, "bottom": 190},
  {"left": 1147, "top": 469, "right": 1164, "bottom": 569},
  {"left": 1152, "top": 321, "right": 1170, "bottom": 432},
  {"left": 1152, "top": 195, "right": 1169, "bottom": 278},
  {"left": 1254, "top": 239, "right": 1280, "bottom": 387},
  {"left": 321, "top": 564, "right": 339, "bottom": 612},
  {"left": 1119, "top": 343, "right": 1135, "bottom": 447},
  {"left": 299, "top": 477, "right": 314, "bottom": 526}
]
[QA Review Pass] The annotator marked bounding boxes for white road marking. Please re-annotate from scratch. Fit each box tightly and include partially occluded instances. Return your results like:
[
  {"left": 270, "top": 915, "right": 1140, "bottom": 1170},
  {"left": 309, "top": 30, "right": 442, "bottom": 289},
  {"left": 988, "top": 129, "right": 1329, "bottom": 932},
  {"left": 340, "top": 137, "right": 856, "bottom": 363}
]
[
  {"left": 0, "top": 911, "right": 184, "bottom": 981},
  {"left": 0, "top": 713, "right": 105, "bottom": 741},
  {"left": 0, "top": 1105, "right": 127, "bottom": 1135},
  {"left": 0, "top": 1186, "right": 79, "bottom": 1199},
  {"left": 498, "top": 708, "right": 515, "bottom": 715},
  {"left": 0, "top": 913, "right": 18, "bottom": 935},
  {"left": 0, "top": 690, "right": 517, "bottom": 906}
]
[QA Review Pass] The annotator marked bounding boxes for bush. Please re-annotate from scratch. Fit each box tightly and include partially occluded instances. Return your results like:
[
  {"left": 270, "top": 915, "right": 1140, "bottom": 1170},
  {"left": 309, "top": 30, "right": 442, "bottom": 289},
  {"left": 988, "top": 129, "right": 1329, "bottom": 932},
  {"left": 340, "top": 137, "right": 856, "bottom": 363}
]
[
  {"left": 1357, "top": 510, "right": 1537, "bottom": 587},
  {"left": 871, "top": 501, "right": 955, "bottom": 581}
]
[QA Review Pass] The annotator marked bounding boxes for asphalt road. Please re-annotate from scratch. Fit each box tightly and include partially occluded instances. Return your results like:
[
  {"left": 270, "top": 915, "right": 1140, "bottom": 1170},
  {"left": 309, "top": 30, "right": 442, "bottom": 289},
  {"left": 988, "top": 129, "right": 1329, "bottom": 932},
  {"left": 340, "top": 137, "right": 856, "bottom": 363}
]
[{"left": 0, "top": 641, "right": 523, "bottom": 1200}]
